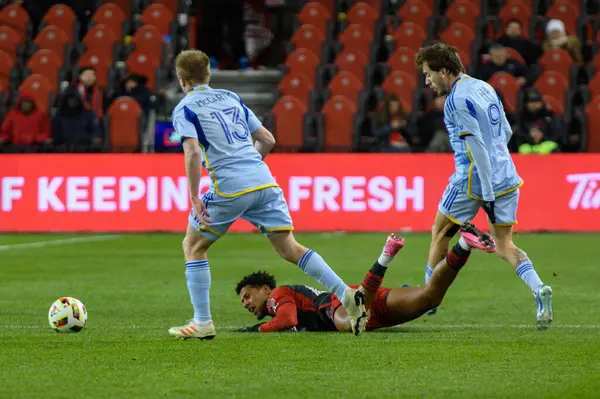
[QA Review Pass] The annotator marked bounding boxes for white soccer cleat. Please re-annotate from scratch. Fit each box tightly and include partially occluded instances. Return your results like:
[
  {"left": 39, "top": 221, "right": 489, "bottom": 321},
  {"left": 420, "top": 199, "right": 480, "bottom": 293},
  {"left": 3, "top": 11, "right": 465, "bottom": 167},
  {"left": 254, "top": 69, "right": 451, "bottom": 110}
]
[
  {"left": 168, "top": 320, "right": 216, "bottom": 340},
  {"left": 343, "top": 288, "right": 368, "bottom": 336},
  {"left": 535, "top": 285, "right": 553, "bottom": 331}
]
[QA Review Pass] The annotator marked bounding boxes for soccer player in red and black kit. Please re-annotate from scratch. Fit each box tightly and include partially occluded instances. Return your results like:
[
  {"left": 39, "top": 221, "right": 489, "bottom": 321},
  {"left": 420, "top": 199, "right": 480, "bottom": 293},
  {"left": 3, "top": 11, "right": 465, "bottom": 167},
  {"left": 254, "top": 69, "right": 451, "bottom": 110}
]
[{"left": 236, "top": 223, "right": 496, "bottom": 333}]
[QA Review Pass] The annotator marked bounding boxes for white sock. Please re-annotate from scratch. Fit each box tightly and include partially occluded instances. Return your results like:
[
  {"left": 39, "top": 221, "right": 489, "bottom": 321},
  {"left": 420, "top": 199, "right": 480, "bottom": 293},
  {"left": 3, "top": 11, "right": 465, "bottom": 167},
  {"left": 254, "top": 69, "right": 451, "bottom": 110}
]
[
  {"left": 185, "top": 260, "right": 212, "bottom": 324},
  {"left": 298, "top": 249, "right": 349, "bottom": 302},
  {"left": 458, "top": 236, "right": 471, "bottom": 251},
  {"left": 516, "top": 261, "right": 544, "bottom": 295},
  {"left": 378, "top": 252, "right": 394, "bottom": 267}
]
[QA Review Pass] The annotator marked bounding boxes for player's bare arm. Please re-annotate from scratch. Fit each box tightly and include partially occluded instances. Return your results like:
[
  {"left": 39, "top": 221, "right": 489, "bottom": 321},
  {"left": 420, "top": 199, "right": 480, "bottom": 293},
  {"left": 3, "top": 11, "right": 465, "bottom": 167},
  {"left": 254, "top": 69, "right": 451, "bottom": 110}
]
[
  {"left": 252, "top": 125, "right": 276, "bottom": 159},
  {"left": 182, "top": 138, "right": 210, "bottom": 225}
]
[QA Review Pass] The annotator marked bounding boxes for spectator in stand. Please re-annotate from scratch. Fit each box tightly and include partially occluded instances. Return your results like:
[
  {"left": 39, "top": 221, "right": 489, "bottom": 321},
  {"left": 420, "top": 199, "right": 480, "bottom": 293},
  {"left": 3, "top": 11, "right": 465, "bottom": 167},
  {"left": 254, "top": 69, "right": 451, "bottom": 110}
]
[
  {"left": 542, "top": 19, "right": 583, "bottom": 66},
  {"left": 496, "top": 19, "right": 541, "bottom": 66},
  {"left": 196, "top": 0, "right": 250, "bottom": 70},
  {"left": 475, "top": 43, "right": 532, "bottom": 87},
  {"left": 110, "top": 73, "right": 154, "bottom": 117},
  {"left": 374, "top": 94, "right": 411, "bottom": 152},
  {"left": 0, "top": 93, "right": 51, "bottom": 151},
  {"left": 52, "top": 88, "right": 102, "bottom": 151},
  {"left": 71, "top": 67, "right": 105, "bottom": 119},
  {"left": 415, "top": 95, "right": 451, "bottom": 153},
  {"left": 517, "top": 89, "right": 561, "bottom": 154}
]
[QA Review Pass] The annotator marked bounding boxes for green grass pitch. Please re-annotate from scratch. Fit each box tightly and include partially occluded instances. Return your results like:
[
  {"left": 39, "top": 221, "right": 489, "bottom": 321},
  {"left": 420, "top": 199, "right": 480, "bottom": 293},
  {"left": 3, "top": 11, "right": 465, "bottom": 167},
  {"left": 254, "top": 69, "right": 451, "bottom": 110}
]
[{"left": 1, "top": 232, "right": 599, "bottom": 398}]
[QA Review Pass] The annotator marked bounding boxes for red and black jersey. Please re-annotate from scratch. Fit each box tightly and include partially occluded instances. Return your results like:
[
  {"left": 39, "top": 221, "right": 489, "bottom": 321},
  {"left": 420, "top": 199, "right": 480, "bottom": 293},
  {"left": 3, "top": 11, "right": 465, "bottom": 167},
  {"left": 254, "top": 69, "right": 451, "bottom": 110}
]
[{"left": 259, "top": 285, "right": 338, "bottom": 332}]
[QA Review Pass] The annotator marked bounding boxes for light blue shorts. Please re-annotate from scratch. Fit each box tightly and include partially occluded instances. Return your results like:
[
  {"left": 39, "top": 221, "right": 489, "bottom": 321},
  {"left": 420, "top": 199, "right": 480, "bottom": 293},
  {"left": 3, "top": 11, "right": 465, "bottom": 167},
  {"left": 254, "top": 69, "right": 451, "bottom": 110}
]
[
  {"left": 189, "top": 186, "right": 294, "bottom": 241},
  {"left": 438, "top": 184, "right": 519, "bottom": 226}
]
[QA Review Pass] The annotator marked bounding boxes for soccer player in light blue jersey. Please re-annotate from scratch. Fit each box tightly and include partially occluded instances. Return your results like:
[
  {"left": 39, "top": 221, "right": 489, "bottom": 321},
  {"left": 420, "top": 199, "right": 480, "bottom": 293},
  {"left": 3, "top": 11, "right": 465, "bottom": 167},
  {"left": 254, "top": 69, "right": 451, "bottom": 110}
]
[
  {"left": 167, "top": 50, "right": 368, "bottom": 339},
  {"left": 415, "top": 43, "right": 553, "bottom": 330}
]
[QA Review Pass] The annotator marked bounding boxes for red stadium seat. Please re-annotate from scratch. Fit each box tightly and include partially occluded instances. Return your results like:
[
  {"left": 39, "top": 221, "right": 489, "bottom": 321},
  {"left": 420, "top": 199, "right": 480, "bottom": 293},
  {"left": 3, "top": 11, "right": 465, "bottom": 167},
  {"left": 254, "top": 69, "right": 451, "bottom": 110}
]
[
  {"left": 0, "top": 4, "right": 30, "bottom": 43},
  {"left": 339, "top": 24, "right": 373, "bottom": 58},
  {"left": 92, "top": 3, "right": 126, "bottom": 39},
  {"left": 26, "top": 49, "right": 63, "bottom": 91},
  {"left": 334, "top": 49, "right": 369, "bottom": 84},
  {"left": 382, "top": 70, "right": 416, "bottom": 112},
  {"left": 587, "top": 74, "right": 600, "bottom": 99},
  {"left": 0, "top": 26, "right": 21, "bottom": 58},
  {"left": 151, "top": 0, "right": 180, "bottom": 14},
  {"left": 42, "top": 4, "right": 77, "bottom": 44},
  {"left": 387, "top": 47, "right": 418, "bottom": 80},
  {"left": 298, "top": 2, "right": 331, "bottom": 35},
  {"left": 392, "top": 22, "right": 427, "bottom": 51},
  {"left": 0, "top": 49, "right": 15, "bottom": 91},
  {"left": 542, "top": 95, "right": 564, "bottom": 115},
  {"left": 546, "top": 1, "right": 578, "bottom": 35},
  {"left": 140, "top": 3, "right": 174, "bottom": 36},
  {"left": 126, "top": 51, "right": 161, "bottom": 90},
  {"left": 534, "top": 71, "right": 568, "bottom": 108},
  {"left": 488, "top": 72, "right": 519, "bottom": 113},
  {"left": 290, "top": 24, "right": 325, "bottom": 58},
  {"left": 328, "top": 71, "right": 363, "bottom": 105},
  {"left": 104, "top": 0, "right": 133, "bottom": 18},
  {"left": 18, "top": 74, "right": 54, "bottom": 112},
  {"left": 278, "top": 73, "right": 314, "bottom": 107},
  {"left": 271, "top": 95, "right": 308, "bottom": 150},
  {"left": 440, "top": 23, "right": 475, "bottom": 54},
  {"left": 285, "top": 49, "right": 320, "bottom": 86},
  {"left": 107, "top": 96, "right": 143, "bottom": 152},
  {"left": 83, "top": 24, "right": 118, "bottom": 60},
  {"left": 321, "top": 95, "right": 357, "bottom": 151},
  {"left": 132, "top": 25, "right": 164, "bottom": 62},
  {"left": 538, "top": 48, "right": 573, "bottom": 80},
  {"left": 33, "top": 25, "right": 70, "bottom": 65},
  {"left": 397, "top": 0, "right": 432, "bottom": 28},
  {"left": 585, "top": 97, "right": 600, "bottom": 152},
  {"left": 347, "top": 2, "right": 379, "bottom": 33},
  {"left": 446, "top": 0, "right": 479, "bottom": 30},
  {"left": 307, "top": 0, "right": 335, "bottom": 14}
]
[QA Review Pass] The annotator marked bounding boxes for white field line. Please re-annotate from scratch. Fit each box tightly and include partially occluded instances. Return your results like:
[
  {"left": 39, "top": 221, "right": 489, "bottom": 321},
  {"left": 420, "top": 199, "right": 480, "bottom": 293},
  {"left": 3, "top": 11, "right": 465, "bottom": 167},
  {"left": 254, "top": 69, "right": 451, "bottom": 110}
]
[
  {"left": 0, "top": 235, "right": 121, "bottom": 251},
  {"left": 0, "top": 324, "right": 598, "bottom": 331}
]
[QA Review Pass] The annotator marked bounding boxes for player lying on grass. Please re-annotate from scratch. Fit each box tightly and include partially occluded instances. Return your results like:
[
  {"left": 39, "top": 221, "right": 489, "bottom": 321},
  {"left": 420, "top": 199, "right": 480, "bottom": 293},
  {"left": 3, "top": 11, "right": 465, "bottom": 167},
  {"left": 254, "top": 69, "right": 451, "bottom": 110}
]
[{"left": 235, "top": 223, "right": 495, "bottom": 333}]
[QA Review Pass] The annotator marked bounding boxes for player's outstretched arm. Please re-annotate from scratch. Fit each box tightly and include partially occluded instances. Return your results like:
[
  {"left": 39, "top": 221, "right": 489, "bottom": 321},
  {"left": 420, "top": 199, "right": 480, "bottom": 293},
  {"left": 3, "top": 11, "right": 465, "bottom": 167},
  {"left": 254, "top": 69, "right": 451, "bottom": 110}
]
[
  {"left": 252, "top": 126, "right": 276, "bottom": 160},
  {"left": 255, "top": 302, "right": 298, "bottom": 332}
]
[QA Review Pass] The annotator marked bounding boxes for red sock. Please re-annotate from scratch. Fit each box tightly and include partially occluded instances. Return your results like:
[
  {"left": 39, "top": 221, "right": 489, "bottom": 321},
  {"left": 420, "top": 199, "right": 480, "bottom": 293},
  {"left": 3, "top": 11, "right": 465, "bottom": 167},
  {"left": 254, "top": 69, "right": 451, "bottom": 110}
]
[
  {"left": 446, "top": 243, "right": 471, "bottom": 271},
  {"left": 361, "top": 271, "right": 383, "bottom": 292}
]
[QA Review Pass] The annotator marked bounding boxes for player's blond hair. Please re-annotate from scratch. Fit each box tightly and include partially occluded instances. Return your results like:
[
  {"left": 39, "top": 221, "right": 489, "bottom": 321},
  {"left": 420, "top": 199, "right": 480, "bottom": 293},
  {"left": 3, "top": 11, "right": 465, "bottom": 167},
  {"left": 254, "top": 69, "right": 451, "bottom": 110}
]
[{"left": 175, "top": 50, "right": 210, "bottom": 86}]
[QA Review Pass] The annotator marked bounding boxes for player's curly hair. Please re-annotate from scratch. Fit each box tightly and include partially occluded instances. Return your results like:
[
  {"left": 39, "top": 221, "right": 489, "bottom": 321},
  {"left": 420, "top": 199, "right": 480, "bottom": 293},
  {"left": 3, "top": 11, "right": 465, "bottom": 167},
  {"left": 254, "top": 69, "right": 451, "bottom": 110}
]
[
  {"left": 415, "top": 43, "right": 465, "bottom": 75},
  {"left": 235, "top": 271, "right": 277, "bottom": 295}
]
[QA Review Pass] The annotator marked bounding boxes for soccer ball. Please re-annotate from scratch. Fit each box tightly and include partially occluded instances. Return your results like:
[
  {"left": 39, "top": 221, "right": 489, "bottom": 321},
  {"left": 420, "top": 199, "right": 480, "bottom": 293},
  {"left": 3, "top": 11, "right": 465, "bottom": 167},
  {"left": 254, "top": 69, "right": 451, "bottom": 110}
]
[{"left": 48, "top": 297, "right": 88, "bottom": 333}]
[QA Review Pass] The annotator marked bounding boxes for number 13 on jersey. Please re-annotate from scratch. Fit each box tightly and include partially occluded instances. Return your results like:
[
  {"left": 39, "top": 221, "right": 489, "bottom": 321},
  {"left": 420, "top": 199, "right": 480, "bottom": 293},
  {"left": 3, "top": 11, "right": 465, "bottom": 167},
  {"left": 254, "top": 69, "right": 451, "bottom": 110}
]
[{"left": 210, "top": 106, "right": 250, "bottom": 144}]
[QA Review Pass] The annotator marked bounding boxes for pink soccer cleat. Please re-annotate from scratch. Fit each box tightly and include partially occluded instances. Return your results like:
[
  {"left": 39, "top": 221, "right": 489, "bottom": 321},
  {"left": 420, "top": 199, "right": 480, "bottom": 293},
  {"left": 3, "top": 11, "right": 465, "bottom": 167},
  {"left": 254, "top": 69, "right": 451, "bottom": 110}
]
[
  {"left": 459, "top": 222, "right": 496, "bottom": 253},
  {"left": 383, "top": 233, "right": 405, "bottom": 257}
]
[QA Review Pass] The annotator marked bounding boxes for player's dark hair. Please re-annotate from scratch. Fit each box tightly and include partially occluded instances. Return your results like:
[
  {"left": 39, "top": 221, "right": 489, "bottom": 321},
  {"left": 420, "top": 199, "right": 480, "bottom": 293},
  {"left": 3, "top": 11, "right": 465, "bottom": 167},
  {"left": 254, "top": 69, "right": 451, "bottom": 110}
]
[
  {"left": 235, "top": 271, "right": 277, "bottom": 295},
  {"left": 415, "top": 43, "right": 465, "bottom": 76}
]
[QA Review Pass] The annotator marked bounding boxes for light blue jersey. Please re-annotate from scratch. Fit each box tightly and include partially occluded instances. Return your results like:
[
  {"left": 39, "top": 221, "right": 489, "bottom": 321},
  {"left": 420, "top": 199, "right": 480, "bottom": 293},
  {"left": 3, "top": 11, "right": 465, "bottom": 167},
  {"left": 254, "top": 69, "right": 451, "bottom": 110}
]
[
  {"left": 444, "top": 74, "right": 523, "bottom": 201},
  {"left": 172, "top": 84, "right": 278, "bottom": 198}
]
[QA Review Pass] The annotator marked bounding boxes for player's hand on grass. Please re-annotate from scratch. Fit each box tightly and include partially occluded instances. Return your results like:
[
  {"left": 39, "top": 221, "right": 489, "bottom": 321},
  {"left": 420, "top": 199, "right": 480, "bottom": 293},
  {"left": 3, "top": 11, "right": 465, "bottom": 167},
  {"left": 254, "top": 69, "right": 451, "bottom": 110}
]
[
  {"left": 238, "top": 323, "right": 264, "bottom": 332},
  {"left": 191, "top": 197, "right": 211, "bottom": 225},
  {"left": 483, "top": 200, "right": 496, "bottom": 224}
]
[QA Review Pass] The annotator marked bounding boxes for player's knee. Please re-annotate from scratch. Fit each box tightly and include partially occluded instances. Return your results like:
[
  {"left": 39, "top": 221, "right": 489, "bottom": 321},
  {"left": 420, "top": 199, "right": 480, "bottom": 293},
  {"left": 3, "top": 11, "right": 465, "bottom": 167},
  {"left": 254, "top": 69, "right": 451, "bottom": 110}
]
[{"left": 182, "top": 234, "right": 207, "bottom": 259}]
